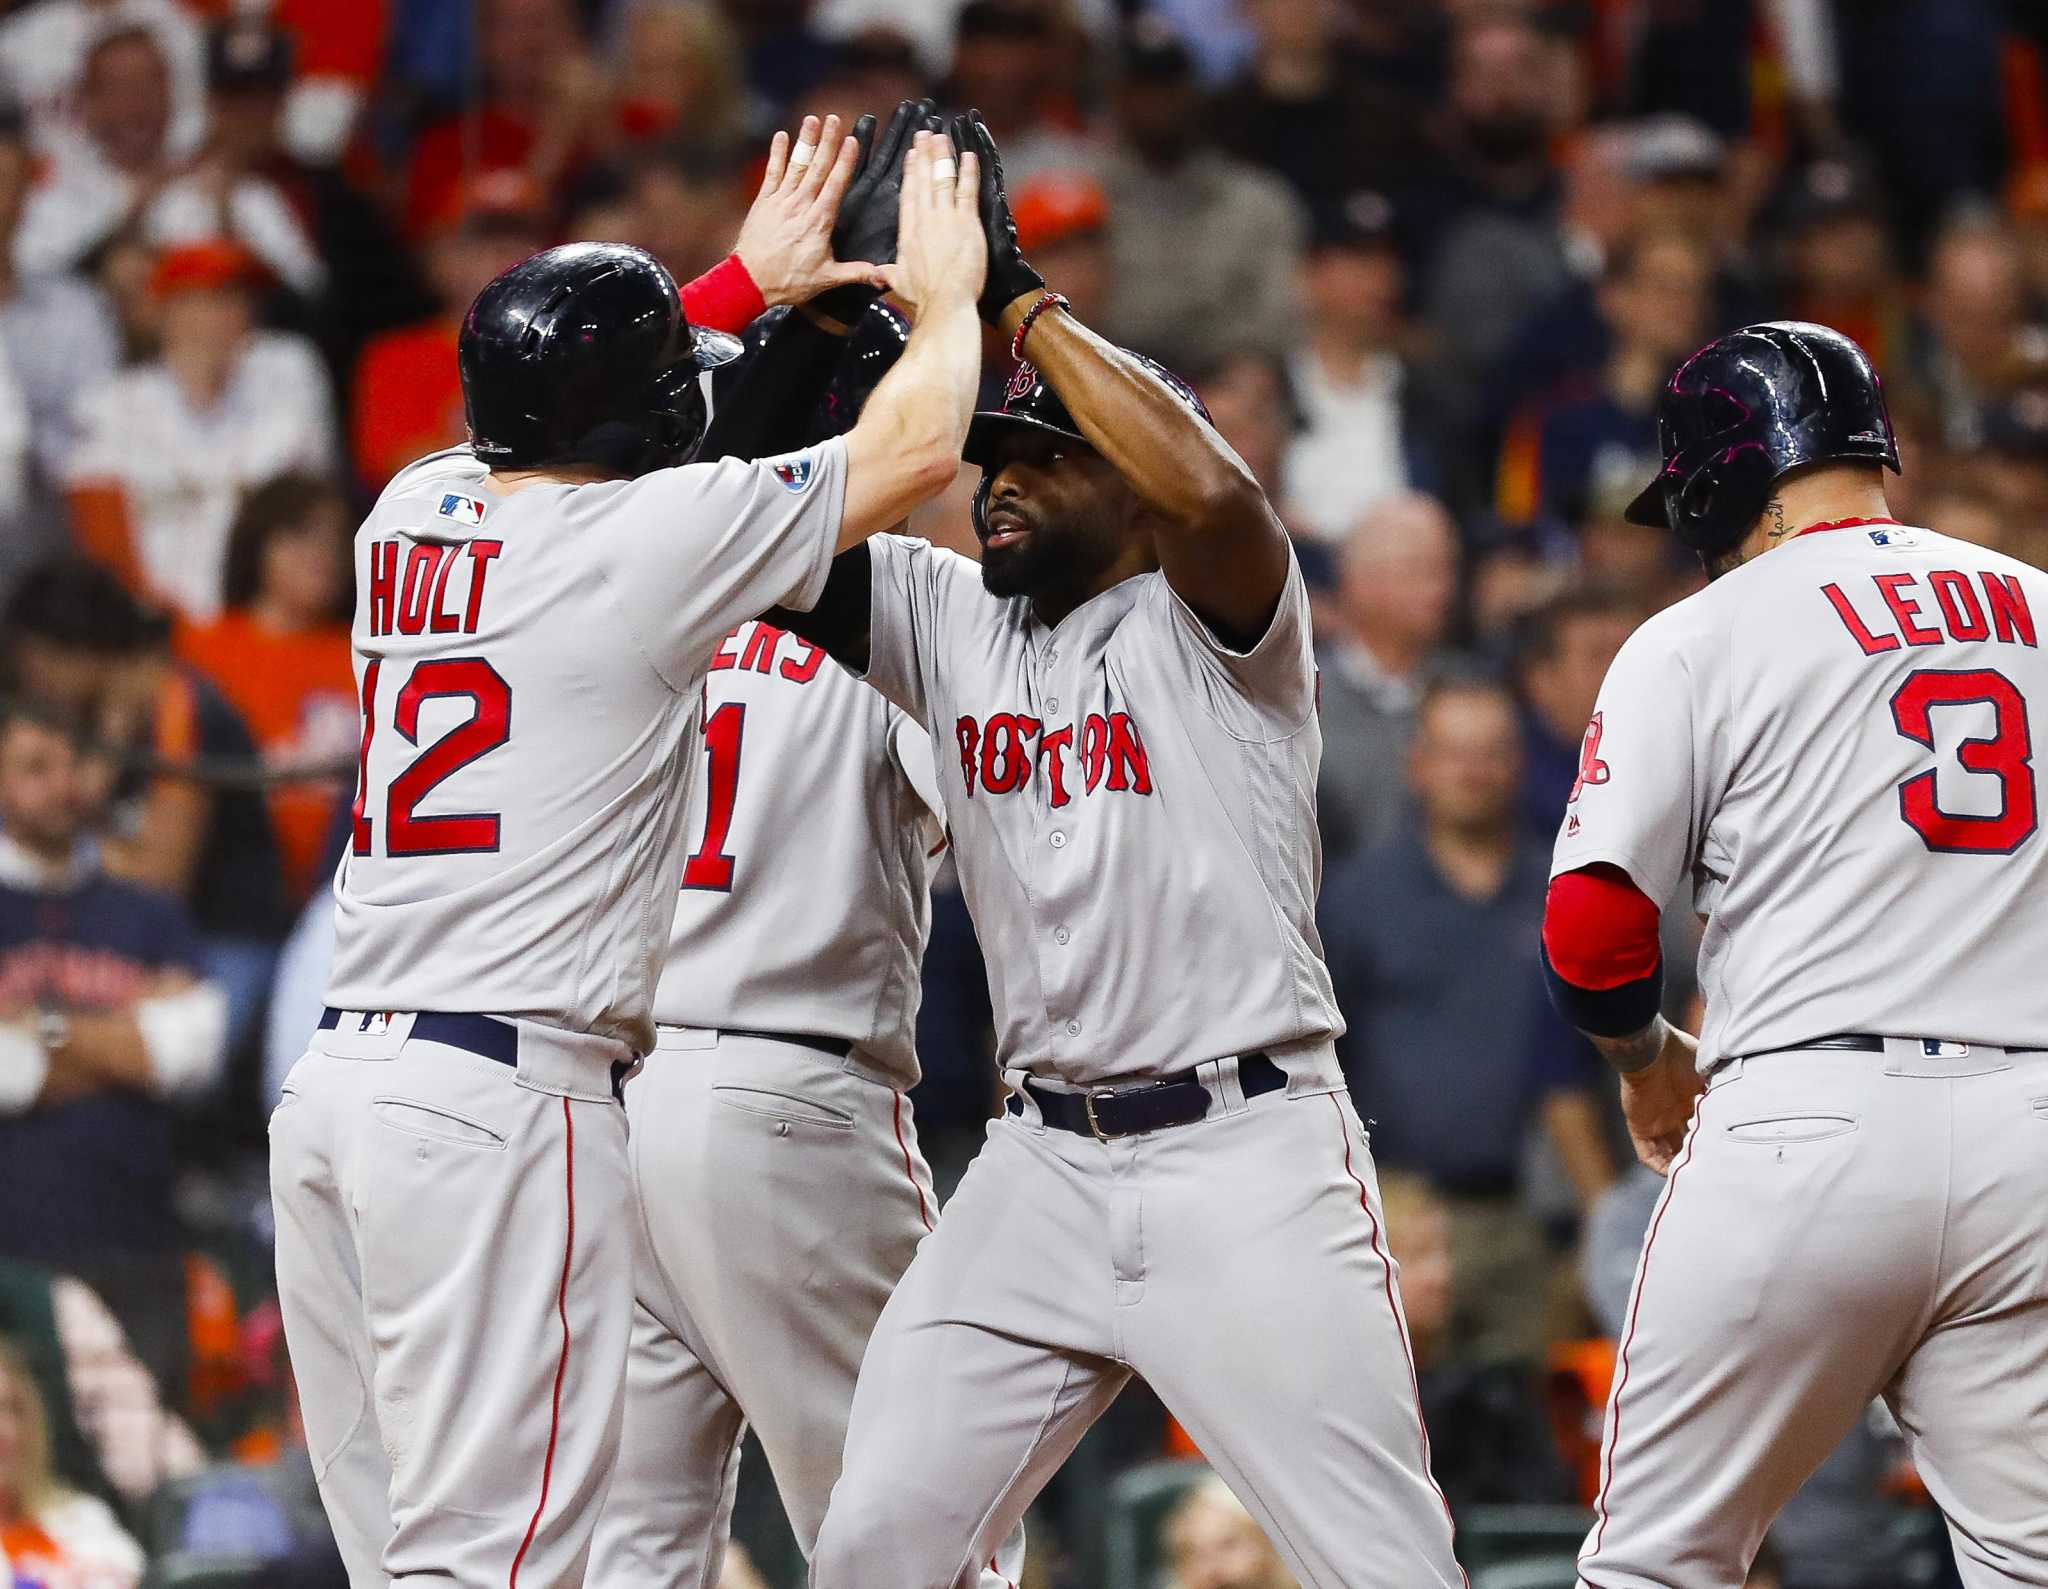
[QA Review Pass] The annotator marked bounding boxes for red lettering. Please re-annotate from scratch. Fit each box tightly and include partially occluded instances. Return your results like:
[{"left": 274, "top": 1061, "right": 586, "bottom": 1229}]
[
  {"left": 1982, "top": 572, "right": 2039, "bottom": 647},
  {"left": 780, "top": 638, "right": 825, "bottom": 683},
  {"left": 709, "top": 629, "right": 743, "bottom": 671},
  {"left": 1873, "top": 573, "right": 1941, "bottom": 647},
  {"left": 1928, "top": 570, "right": 1989, "bottom": 642},
  {"left": 955, "top": 716, "right": 980, "bottom": 795},
  {"left": 981, "top": 712, "right": 1041, "bottom": 793},
  {"left": 1821, "top": 582, "right": 1899, "bottom": 655},
  {"left": 397, "top": 543, "right": 444, "bottom": 636},
  {"left": 1036, "top": 725, "right": 1074, "bottom": 808},
  {"left": 1082, "top": 714, "right": 1109, "bottom": 792},
  {"left": 740, "top": 622, "right": 783, "bottom": 673},
  {"left": 461, "top": 540, "right": 502, "bottom": 633},
  {"left": 367, "top": 540, "right": 398, "bottom": 637},
  {"left": 1102, "top": 712, "right": 1153, "bottom": 793},
  {"left": 428, "top": 542, "right": 463, "bottom": 632}
]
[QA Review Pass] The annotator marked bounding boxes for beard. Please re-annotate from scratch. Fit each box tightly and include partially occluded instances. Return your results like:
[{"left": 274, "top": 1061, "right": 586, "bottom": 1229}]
[{"left": 979, "top": 509, "right": 1121, "bottom": 602}]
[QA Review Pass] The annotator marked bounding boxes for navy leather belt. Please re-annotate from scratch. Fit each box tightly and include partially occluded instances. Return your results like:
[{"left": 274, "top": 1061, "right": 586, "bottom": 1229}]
[
  {"left": 317, "top": 1008, "right": 628, "bottom": 1099},
  {"left": 720, "top": 1027, "right": 854, "bottom": 1060},
  {"left": 1767, "top": 1033, "right": 2044, "bottom": 1056},
  {"left": 1008, "top": 1053, "right": 1285, "bottom": 1140}
]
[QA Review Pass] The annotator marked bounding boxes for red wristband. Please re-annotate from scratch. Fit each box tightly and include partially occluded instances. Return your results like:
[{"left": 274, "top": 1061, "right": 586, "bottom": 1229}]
[
  {"left": 679, "top": 253, "right": 767, "bottom": 335},
  {"left": 1009, "top": 291, "right": 1068, "bottom": 363}
]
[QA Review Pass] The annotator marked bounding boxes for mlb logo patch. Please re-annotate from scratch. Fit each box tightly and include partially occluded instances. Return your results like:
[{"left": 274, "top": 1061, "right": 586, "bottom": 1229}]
[
  {"left": 772, "top": 455, "right": 814, "bottom": 493},
  {"left": 438, "top": 492, "right": 488, "bottom": 525}
]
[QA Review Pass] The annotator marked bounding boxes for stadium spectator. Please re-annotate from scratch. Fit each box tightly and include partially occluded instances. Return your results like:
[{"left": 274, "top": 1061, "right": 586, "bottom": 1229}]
[
  {"left": 0, "top": 0, "right": 205, "bottom": 158},
  {"left": 608, "top": 0, "right": 748, "bottom": 151},
  {"left": 1511, "top": 587, "right": 1639, "bottom": 839},
  {"left": 1377, "top": 1171, "right": 1575, "bottom": 1510},
  {"left": 1162, "top": 1475, "right": 1295, "bottom": 1589},
  {"left": 1776, "top": 159, "right": 1910, "bottom": 376},
  {"left": 350, "top": 171, "right": 546, "bottom": 489},
  {"left": 1315, "top": 492, "right": 1459, "bottom": 860},
  {"left": 612, "top": 139, "right": 752, "bottom": 291},
  {"left": 1102, "top": 15, "right": 1304, "bottom": 363},
  {"left": 0, "top": 1338, "right": 145, "bottom": 1589},
  {"left": 3, "top": 561, "right": 289, "bottom": 1050},
  {"left": 1183, "top": 347, "right": 1294, "bottom": 503},
  {"left": 1320, "top": 675, "right": 1585, "bottom": 1361},
  {"left": 1282, "top": 190, "right": 1443, "bottom": 543},
  {"left": 1011, "top": 169, "right": 1112, "bottom": 329},
  {"left": 0, "top": 95, "right": 118, "bottom": 545},
  {"left": 401, "top": 0, "right": 604, "bottom": 236},
  {"left": 808, "top": 26, "right": 927, "bottom": 132},
  {"left": 1495, "top": 235, "right": 1714, "bottom": 532},
  {"left": 0, "top": 1260, "right": 203, "bottom": 1503},
  {"left": 65, "top": 240, "right": 335, "bottom": 622},
  {"left": 944, "top": 1, "right": 1097, "bottom": 185},
  {"left": 1908, "top": 215, "right": 2042, "bottom": 451},
  {"left": 1210, "top": 0, "right": 1423, "bottom": 208},
  {"left": 0, "top": 700, "right": 228, "bottom": 1394},
  {"left": 173, "top": 475, "right": 355, "bottom": 906}
]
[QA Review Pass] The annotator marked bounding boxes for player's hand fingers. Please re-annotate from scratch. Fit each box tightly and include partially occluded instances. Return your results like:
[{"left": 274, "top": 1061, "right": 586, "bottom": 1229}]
[
  {"left": 758, "top": 129, "right": 789, "bottom": 196},
  {"left": 900, "top": 132, "right": 930, "bottom": 224},
  {"left": 811, "top": 132, "right": 862, "bottom": 220},
  {"left": 783, "top": 115, "right": 822, "bottom": 190},
  {"left": 954, "top": 148, "right": 979, "bottom": 207},
  {"left": 796, "top": 115, "right": 842, "bottom": 201},
  {"left": 928, "top": 129, "right": 957, "bottom": 194}
]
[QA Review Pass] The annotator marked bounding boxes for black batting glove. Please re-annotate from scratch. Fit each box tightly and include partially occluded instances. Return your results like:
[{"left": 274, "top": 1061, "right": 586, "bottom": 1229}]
[
  {"left": 815, "top": 97, "right": 933, "bottom": 325},
  {"left": 954, "top": 109, "right": 1045, "bottom": 325}
]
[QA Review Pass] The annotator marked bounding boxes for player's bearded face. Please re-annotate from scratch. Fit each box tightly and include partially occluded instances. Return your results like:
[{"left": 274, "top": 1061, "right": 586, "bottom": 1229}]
[{"left": 978, "top": 447, "right": 1129, "bottom": 601}]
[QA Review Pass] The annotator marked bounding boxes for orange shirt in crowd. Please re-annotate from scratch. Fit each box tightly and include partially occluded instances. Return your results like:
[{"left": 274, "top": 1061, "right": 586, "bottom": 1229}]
[
  {"left": 175, "top": 614, "right": 358, "bottom": 901},
  {"left": 352, "top": 313, "right": 465, "bottom": 489}
]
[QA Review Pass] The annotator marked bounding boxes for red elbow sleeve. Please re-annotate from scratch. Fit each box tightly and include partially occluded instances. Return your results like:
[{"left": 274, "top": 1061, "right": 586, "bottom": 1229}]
[
  {"left": 1542, "top": 868, "right": 1662, "bottom": 990},
  {"left": 678, "top": 253, "right": 767, "bottom": 336}
]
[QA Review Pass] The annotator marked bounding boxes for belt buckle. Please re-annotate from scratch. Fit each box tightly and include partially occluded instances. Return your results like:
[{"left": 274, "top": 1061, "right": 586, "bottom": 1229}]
[{"left": 1083, "top": 1089, "right": 1129, "bottom": 1142}]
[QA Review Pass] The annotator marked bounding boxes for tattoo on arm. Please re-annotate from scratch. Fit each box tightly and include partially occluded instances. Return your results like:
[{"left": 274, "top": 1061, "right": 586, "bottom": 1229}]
[{"left": 1592, "top": 1013, "right": 1669, "bottom": 1075}]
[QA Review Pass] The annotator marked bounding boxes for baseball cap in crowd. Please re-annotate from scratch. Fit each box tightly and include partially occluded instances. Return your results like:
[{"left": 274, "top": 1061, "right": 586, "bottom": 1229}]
[
  {"left": 431, "top": 167, "right": 545, "bottom": 238},
  {"left": 148, "top": 239, "right": 264, "bottom": 297},
  {"left": 1780, "top": 157, "right": 1885, "bottom": 233},
  {"left": 207, "top": 15, "right": 293, "bottom": 93},
  {"left": 1012, "top": 170, "right": 1107, "bottom": 253},
  {"left": 1621, "top": 114, "right": 1726, "bottom": 185},
  {"left": 1309, "top": 189, "right": 1397, "bottom": 254},
  {"left": 1119, "top": 13, "right": 1195, "bottom": 81}
]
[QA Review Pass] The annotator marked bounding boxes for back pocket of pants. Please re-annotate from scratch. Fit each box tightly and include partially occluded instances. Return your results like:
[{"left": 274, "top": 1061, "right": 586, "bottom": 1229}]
[
  {"left": 371, "top": 1097, "right": 508, "bottom": 1150},
  {"left": 712, "top": 1085, "right": 855, "bottom": 1130},
  {"left": 1723, "top": 1113, "right": 1858, "bottom": 1145}
]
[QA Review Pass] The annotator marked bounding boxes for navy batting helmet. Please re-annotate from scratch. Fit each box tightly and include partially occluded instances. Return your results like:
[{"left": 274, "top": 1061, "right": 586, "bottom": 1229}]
[
  {"left": 1627, "top": 321, "right": 1899, "bottom": 559},
  {"left": 964, "top": 355, "right": 1210, "bottom": 535},
  {"left": 459, "top": 242, "right": 741, "bottom": 477},
  {"left": 804, "top": 301, "right": 910, "bottom": 446}
]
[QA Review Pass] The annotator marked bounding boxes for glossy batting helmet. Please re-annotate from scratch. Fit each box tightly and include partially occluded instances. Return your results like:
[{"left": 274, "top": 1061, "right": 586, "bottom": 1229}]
[
  {"left": 803, "top": 301, "right": 909, "bottom": 446},
  {"left": 963, "top": 355, "right": 1210, "bottom": 535},
  {"left": 459, "top": 242, "right": 741, "bottom": 477},
  {"left": 1626, "top": 320, "right": 1900, "bottom": 559}
]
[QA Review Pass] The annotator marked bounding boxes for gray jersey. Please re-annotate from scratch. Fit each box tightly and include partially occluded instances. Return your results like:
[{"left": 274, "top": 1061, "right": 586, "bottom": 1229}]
[
  {"left": 652, "top": 618, "right": 943, "bottom": 1087},
  {"left": 327, "top": 440, "right": 846, "bottom": 1055},
  {"left": 1552, "top": 521, "right": 2048, "bottom": 1067},
  {"left": 860, "top": 534, "right": 1342, "bottom": 1088}
]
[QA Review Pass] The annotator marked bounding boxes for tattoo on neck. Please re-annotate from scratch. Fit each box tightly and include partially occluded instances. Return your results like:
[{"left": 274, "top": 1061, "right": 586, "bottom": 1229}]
[{"left": 1763, "top": 499, "right": 1788, "bottom": 540}]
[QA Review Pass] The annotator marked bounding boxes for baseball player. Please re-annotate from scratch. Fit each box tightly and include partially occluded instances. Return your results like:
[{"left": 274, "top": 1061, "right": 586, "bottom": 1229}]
[
  {"left": 586, "top": 303, "right": 1020, "bottom": 1588},
  {"left": 268, "top": 127, "right": 989, "bottom": 1586},
  {"left": 778, "top": 114, "right": 1465, "bottom": 1589},
  {"left": 1542, "top": 322, "right": 2048, "bottom": 1587}
]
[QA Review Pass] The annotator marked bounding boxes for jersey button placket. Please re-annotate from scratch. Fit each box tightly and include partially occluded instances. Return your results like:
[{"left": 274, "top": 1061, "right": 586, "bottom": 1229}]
[
  {"left": 1054, "top": 926, "right": 1070, "bottom": 945},
  {"left": 1049, "top": 830, "right": 1066, "bottom": 849}
]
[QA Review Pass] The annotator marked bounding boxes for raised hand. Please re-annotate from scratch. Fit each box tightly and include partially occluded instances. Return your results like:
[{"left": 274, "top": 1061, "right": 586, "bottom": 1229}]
[
  {"left": 953, "top": 109, "right": 1045, "bottom": 324},
  {"left": 888, "top": 130, "right": 987, "bottom": 319},
  {"left": 731, "top": 115, "right": 887, "bottom": 311}
]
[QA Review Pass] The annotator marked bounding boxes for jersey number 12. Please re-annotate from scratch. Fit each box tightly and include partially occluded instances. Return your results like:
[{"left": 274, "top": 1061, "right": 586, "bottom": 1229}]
[
  {"left": 351, "top": 657, "right": 514, "bottom": 858},
  {"left": 1890, "top": 667, "right": 2037, "bottom": 854}
]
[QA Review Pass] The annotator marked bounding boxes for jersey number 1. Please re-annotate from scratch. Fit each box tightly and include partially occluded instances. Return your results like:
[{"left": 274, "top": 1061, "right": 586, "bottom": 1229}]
[
  {"left": 1890, "top": 667, "right": 2037, "bottom": 854},
  {"left": 352, "top": 657, "right": 513, "bottom": 858},
  {"left": 681, "top": 702, "right": 746, "bottom": 891}
]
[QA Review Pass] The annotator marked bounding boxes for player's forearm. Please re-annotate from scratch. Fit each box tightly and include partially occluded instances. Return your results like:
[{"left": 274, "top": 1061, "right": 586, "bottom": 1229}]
[
  {"left": 996, "top": 293, "right": 1266, "bottom": 538},
  {"left": 839, "top": 290, "right": 978, "bottom": 546}
]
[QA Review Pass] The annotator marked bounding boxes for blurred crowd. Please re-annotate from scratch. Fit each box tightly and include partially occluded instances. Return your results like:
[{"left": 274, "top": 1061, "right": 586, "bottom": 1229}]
[{"left": 0, "top": 0, "right": 2040, "bottom": 1584}]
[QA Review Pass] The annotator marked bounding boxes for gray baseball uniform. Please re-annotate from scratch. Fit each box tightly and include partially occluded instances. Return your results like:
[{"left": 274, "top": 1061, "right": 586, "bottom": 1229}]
[
  {"left": 1553, "top": 521, "right": 2048, "bottom": 1588},
  {"left": 808, "top": 536, "right": 1464, "bottom": 1589},
  {"left": 271, "top": 440, "right": 846, "bottom": 1588},
  {"left": 589, "top": 619, "right": 1019, "bottom": 1587}
]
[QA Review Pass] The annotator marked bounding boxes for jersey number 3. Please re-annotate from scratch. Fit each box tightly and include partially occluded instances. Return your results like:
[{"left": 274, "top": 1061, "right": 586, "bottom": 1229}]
[
  {"left": 681, "top": 702, "right": 746, "bottom": 891},
  {"left": 351, "top": 657, "right": 514, "bottom": 858},
  {"left": 1890, "top": 667, "right": 2037, "bottom": 855}
]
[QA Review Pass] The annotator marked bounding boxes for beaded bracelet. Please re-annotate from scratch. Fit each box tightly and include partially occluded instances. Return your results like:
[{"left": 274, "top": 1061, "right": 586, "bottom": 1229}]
[{"left": 1009, "top": 291, "right": 1070, "bottom": 363}]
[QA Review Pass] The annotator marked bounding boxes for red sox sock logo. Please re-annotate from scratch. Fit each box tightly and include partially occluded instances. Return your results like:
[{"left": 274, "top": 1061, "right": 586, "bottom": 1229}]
[{"left": 1569, "top": 711, "right": 1611, "bottom": 806}]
